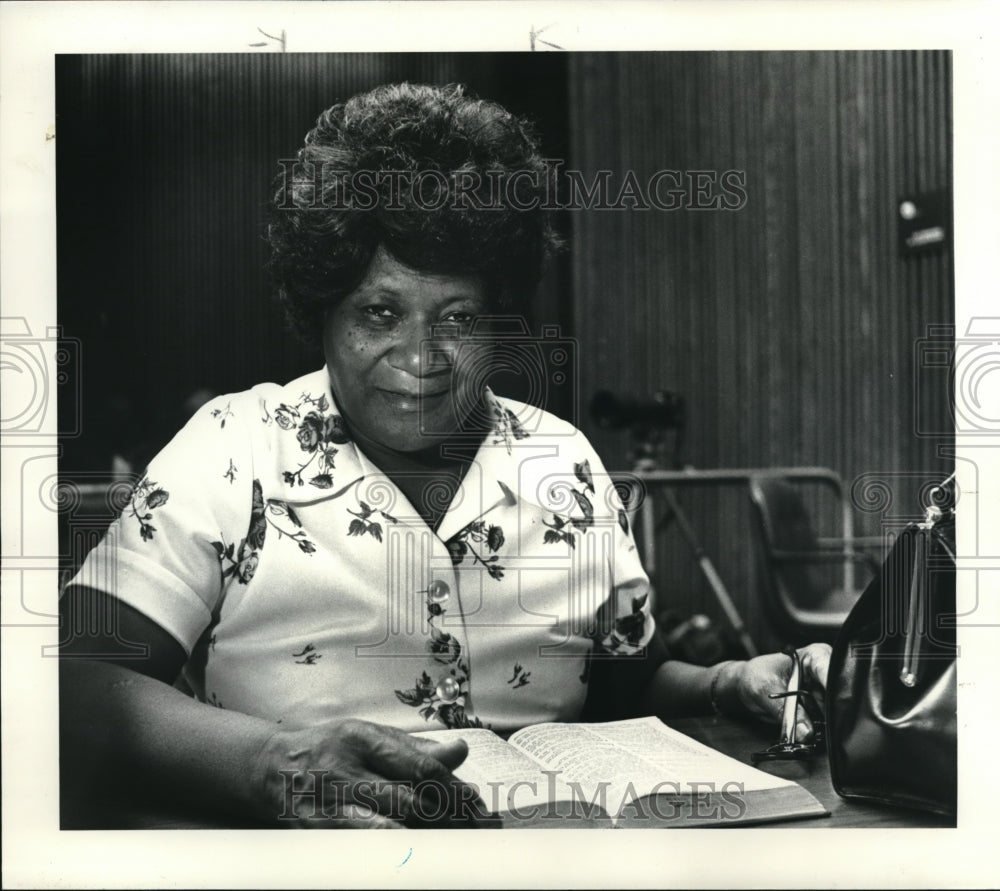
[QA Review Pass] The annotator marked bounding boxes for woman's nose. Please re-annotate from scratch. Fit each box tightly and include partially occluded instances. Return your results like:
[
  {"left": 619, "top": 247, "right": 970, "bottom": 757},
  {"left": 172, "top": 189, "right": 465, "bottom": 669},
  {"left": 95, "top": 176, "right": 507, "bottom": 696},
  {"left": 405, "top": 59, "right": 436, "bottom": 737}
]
[{"left": 389, "top": 319, "right": 457, "bottom": 376}]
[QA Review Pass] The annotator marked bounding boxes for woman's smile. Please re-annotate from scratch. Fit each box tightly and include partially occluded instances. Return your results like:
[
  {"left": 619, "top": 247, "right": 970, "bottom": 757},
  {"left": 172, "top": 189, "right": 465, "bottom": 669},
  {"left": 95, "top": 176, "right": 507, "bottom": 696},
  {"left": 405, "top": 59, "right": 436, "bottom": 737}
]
[{"left": 375, "top": 386, "right": 451, "bottom": 413}]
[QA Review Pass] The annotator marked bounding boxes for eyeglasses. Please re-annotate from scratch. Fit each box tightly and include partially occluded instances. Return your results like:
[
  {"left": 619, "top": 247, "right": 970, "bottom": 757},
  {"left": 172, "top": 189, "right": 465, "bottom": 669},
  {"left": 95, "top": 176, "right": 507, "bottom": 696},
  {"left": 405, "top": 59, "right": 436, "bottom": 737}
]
[{"left": 751, "top": 647, "right": 826, "bottom": 764}]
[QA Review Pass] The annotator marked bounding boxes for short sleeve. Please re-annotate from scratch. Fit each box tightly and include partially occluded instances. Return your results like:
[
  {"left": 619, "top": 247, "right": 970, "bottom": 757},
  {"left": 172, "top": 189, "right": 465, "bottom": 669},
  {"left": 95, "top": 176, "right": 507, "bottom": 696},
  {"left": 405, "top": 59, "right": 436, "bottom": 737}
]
[
  {"left": 571, "top": 431, "right": 667, "bottom": 721},
  {"left": 66, "top": 394, "right": 257, "bottom": 655},
  {"left": 576, "top": 433, "right": 657, "bottom": 658}
]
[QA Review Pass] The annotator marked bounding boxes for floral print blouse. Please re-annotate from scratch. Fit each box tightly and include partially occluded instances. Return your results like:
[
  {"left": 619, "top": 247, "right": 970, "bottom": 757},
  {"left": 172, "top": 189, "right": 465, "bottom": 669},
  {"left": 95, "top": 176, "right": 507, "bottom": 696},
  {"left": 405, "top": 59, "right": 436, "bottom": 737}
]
[{"left": 70, "top": 369, "right": 655, "bottom": 734}]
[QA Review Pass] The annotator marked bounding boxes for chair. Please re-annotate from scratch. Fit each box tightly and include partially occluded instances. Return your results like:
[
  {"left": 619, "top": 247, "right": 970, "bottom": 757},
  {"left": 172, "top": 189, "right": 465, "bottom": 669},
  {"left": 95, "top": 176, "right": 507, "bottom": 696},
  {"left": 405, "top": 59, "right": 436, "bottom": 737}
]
[{"left": 747, "top": 475, "right": 883, "bottom": 645}]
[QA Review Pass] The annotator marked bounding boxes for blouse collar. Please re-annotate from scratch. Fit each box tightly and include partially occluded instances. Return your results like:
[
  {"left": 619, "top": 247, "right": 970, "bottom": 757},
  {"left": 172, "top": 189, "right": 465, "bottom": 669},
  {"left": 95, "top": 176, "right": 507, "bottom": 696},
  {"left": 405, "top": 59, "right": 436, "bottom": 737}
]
[{"left": 264, "top": 368, "right": 567, "bottom": 537}]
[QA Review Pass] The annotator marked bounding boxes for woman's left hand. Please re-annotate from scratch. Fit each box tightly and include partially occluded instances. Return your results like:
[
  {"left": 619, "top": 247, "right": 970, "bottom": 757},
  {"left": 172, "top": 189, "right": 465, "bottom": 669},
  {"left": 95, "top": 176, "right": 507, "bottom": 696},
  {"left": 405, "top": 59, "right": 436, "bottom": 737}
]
[{"left": 718, "top": 643, "right": 831, "bottom": 739}]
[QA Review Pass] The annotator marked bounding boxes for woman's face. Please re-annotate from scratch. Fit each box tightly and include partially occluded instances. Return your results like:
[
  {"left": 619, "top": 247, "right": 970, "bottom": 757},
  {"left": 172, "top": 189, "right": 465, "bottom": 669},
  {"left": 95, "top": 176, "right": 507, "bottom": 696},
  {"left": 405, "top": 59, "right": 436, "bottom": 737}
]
[{"left": 322, "top": 247, "right": 489, "bottom": 452}]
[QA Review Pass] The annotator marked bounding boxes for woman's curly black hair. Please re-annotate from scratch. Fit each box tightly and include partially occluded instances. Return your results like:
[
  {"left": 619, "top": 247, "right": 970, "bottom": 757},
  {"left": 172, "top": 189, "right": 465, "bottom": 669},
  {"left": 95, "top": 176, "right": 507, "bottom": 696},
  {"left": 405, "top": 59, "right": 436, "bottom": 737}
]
[{"left": 268, "top": 83, "right": 561, "bottom": 347}]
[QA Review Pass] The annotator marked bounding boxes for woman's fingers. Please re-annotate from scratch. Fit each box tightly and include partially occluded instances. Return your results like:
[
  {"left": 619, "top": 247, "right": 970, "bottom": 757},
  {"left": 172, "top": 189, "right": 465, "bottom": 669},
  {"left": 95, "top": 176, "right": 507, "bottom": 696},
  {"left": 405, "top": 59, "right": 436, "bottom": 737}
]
[
  {"left": 797, "top": 642, "right": 832, "bottom": 690},
  {"left": 263, "top": 719, "right": 499, "bottom": 827},
  {"left": 738, "top": 652, "right": 788, "bottom": 723},
  {"left": 361, "top": 724, "right": 465, "bottom": 784},
  {"left": 274, "top": 772, "right": 404, "bottom": 827},
  {"left": 403, "top": 737, "right": 497, "bottom": 825},
  {"left": 280, "top": 762, "right": 486, "bottom": 828},
  {"left": 349, "top": 723, "right": 494, "bottom": 826},
  {"left": 737, "top": 651, "right": 820, "bottom": 740},
  {"left": 412, "top": 735, "right": 470, "bottom": 770},
  {"left": 792, "top": 643, "right": 831, "bottom": 742}
]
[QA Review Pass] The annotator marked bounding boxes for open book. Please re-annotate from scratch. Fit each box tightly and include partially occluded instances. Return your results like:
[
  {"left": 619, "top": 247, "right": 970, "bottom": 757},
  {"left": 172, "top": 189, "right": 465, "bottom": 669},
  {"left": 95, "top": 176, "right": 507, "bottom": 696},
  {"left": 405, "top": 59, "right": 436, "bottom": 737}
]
[{"left": 413, "top": 716, "right": 827, "bottom": 828}]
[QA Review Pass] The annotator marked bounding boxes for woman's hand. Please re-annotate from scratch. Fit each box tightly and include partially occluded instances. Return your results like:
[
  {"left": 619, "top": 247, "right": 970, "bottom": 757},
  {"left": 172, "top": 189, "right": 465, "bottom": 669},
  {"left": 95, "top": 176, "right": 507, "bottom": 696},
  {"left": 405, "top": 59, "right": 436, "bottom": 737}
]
[
  {"left": 715, "top": 643, "right": 831, "bottom": 739},
  {"left": 253, "top": 718, "right": 497, "bottom": 828}
]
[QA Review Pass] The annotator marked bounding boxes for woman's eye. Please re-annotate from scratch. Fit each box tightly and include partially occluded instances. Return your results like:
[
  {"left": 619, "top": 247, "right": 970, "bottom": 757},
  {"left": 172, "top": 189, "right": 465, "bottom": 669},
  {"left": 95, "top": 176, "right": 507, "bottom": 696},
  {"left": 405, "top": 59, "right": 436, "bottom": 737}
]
[
  {"left": 363, "top": 305, "right": 396, "bottom": 321},
  {"left": 442, "top": 311, "right": 475, "bottom": 325}
]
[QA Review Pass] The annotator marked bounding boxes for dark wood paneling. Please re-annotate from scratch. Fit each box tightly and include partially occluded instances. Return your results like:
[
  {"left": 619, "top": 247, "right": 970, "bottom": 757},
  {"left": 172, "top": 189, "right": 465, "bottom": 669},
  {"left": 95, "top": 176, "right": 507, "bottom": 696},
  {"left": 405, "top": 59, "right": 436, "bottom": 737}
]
[
  {"left": 568, "top": 52, "right": 953, "bottom": 649},
  {"left": 57, "top": 53, "right": 569, "bottom": 471}
]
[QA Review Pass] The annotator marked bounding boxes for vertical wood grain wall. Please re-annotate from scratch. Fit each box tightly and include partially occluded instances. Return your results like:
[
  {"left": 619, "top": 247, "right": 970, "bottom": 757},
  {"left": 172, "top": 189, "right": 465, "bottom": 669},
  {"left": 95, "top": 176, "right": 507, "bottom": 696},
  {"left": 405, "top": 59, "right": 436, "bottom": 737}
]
[{"left": 568, "top": 52, "right": 953, "bottom": 649}]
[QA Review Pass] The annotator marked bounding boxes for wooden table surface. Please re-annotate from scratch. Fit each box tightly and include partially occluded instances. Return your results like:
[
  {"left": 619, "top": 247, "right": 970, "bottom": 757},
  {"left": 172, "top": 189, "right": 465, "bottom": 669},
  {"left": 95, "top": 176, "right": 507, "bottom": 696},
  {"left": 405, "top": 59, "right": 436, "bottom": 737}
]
[{"left": 670, "top": 714, "right": 954, "bottom": 828}]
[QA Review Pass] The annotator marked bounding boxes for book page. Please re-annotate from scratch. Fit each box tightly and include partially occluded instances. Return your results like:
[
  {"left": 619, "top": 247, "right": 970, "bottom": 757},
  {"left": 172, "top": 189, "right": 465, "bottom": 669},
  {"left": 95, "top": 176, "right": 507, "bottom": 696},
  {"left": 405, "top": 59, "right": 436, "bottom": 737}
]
[
  {"left": 581, "top": 716, "right": 798, "bottom": 793},
  {"left": 506, "top": 721, "right": 675, "bottom": 816},
  {"left": 508, "top": 717, "right": 797, "bottom": 807}
]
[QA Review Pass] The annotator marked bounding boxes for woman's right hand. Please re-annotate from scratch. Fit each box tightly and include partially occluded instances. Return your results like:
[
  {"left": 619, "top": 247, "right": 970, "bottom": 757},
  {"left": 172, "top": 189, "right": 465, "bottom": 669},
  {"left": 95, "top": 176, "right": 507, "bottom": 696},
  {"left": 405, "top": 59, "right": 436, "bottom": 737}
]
[
  {"left": 59, "top": 591, "right": 496, "bottom": 829},
  {"left": 253, "top": 718, "right": 497, "bottom": 828}
]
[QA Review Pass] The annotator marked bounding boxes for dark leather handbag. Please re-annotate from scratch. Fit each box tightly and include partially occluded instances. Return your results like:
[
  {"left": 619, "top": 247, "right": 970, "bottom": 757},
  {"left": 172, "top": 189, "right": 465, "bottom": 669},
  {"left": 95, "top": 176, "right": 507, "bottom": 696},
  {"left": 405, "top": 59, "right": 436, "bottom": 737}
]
[{"left": 826, "top": 478, "right": 957, "bottom": 817}]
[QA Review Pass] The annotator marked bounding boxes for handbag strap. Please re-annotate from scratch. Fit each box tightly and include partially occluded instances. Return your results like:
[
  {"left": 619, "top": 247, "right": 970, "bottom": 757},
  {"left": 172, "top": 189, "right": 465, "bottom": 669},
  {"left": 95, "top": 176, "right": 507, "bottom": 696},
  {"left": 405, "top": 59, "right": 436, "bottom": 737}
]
[
  {"left": 899, "top": 472, "right": 956, "bottom": 688},
  {"left": 900, "top": 528, "right": 927, "bottom": 687}
]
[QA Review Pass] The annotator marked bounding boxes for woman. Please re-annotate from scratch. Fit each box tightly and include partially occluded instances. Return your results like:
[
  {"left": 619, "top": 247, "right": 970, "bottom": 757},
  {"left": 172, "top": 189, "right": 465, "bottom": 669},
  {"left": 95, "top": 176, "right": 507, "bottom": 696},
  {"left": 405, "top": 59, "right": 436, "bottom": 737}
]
[{"left": 60, "top": 83, "right": 829, "bottom": 828}]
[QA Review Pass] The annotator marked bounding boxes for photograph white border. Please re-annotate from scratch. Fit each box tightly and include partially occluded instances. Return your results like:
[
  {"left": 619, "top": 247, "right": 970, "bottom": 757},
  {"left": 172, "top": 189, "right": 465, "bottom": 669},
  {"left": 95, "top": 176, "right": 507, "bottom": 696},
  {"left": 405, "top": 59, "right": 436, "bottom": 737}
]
[{"left": 2, "top": 2, "right": 998, "bottom": 888}]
